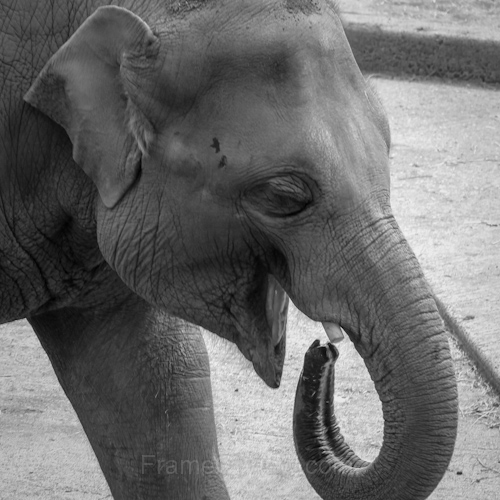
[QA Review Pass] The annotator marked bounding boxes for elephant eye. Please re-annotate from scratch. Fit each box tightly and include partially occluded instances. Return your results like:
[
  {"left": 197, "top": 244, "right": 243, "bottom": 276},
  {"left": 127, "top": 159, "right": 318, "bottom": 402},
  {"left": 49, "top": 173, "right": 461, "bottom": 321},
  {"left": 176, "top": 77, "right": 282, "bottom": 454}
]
[{"left": 245, "top": 175, "right": 312, "bottom": 217}]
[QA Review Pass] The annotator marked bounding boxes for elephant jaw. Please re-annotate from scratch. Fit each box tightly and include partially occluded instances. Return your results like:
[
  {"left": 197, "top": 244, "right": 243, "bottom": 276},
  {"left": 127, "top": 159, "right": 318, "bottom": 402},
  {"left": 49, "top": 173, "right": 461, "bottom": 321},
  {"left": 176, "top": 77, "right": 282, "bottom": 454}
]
[{"left": 244, "top": 275, "right": 289, "bottom": 388}]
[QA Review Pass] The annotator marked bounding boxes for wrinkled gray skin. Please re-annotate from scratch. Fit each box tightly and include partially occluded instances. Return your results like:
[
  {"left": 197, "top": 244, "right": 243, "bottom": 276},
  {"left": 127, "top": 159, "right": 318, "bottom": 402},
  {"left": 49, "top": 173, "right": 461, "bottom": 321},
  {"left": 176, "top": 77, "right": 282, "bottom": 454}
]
[{"left": 0, "top": 0, "right": 458, "bottom": 499}]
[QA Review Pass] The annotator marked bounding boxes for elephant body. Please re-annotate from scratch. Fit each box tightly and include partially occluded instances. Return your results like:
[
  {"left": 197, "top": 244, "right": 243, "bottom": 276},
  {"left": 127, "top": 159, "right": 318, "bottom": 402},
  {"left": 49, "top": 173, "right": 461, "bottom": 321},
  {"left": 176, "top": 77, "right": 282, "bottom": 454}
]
[{"left": 0, "top": 1, "right": 458, "bottom": 499}]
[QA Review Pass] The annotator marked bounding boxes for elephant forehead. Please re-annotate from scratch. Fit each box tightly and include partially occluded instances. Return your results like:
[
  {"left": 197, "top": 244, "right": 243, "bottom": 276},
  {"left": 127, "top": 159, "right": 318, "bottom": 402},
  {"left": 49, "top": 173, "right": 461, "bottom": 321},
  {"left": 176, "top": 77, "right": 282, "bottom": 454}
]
[
  {"left": 140, "top": 0, "right": 349, "bottom": 113},
  {"left": 131, "top": 0, "right": 389, "bottom": 203}
]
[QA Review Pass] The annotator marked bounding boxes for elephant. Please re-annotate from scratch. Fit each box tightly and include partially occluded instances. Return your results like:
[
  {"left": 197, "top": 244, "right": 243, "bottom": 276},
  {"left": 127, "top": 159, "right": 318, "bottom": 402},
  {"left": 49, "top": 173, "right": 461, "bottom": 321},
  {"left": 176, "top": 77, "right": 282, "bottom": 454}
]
[{"left": 0, "top": 0, "right": 458, "bottom": 499}]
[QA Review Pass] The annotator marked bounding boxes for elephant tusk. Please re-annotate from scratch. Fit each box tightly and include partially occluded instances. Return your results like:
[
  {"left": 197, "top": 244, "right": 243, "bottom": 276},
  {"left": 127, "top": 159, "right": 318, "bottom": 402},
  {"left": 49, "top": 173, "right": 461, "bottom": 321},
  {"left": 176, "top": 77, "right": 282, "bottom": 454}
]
[{"left": 322, "top": 322, "right": 345, "bottom": 343}]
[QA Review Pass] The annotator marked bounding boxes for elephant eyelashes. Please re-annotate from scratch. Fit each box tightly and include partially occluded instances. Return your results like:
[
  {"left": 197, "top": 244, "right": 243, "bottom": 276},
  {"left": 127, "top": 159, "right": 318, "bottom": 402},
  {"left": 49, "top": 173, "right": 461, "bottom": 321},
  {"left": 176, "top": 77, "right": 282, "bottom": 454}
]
[{"left": 245, "top": 175, "right": 312, "bottom": 217}]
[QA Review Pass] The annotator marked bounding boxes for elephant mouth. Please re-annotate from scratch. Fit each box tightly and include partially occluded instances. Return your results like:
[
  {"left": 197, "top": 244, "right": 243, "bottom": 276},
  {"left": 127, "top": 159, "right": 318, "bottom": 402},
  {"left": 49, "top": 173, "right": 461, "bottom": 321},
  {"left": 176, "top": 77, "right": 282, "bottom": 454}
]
[
  {"left": 240, "top": 274, "right": 289, "bottom": 388},
  {"left": 246, "top": 275, "right": 347, "bottom": 388},
  {"left": 265, "top": 274, "right": 288, "bottom": 348}
]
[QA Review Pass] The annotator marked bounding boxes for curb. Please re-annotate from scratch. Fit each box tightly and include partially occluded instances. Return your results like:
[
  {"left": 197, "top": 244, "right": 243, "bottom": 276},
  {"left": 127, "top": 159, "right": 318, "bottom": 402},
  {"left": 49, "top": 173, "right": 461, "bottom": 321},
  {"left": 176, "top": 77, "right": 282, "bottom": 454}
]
[
  {"left": 344, "top": 23, "right": 500, "bottom": 84},
  {"left": 436, "top": 296, "right": 500, "bottom": 396}
]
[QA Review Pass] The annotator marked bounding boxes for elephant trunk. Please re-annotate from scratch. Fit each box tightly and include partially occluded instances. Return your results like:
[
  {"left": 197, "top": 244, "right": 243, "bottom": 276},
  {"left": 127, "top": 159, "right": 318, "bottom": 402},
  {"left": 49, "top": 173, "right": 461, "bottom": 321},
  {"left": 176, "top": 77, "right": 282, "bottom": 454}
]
[{"left": 292, "top": 214, "right": 458, "bottom": 500}]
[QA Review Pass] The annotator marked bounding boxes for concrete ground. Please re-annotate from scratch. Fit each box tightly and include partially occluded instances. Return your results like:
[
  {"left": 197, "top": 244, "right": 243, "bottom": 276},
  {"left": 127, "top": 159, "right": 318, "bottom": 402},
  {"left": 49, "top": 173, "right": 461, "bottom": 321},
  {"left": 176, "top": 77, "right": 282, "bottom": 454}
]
[
  {"left": 342, "top": 0, "right": 500, "bottom": 41},
  {"left": 341, "top": 0, "right": 500, "bottom": 83},
  {"left": 1, "top": 76, "right": 499, "bottom": 499}
]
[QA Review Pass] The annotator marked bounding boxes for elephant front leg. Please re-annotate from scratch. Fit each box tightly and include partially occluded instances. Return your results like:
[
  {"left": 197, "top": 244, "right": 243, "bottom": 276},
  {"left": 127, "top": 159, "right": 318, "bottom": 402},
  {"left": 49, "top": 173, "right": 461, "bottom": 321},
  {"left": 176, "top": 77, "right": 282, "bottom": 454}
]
[{"left": 28, "top": 288, "right": 229, "bottom": 500}]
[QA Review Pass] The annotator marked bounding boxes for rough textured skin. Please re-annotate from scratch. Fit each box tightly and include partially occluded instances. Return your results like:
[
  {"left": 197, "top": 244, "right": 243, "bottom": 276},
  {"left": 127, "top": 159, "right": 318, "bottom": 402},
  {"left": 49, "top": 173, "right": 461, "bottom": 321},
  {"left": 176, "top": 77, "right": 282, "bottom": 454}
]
[{"left": 0, "top": 1, "right": 457, "bottom": 499}]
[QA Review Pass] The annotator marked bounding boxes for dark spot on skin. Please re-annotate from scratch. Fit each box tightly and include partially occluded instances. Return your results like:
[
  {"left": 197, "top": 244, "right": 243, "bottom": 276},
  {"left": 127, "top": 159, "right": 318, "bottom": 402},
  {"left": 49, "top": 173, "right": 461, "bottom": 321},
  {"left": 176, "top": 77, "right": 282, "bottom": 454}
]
[
  {"left": 210, "top": 138, "right": 220, "bottom": 153},
  {"left": 268, "top": 55, "right": 290, "bottom": 84},
  {"left": 218, "top": 155, "right": 228, "bottom": 168}
]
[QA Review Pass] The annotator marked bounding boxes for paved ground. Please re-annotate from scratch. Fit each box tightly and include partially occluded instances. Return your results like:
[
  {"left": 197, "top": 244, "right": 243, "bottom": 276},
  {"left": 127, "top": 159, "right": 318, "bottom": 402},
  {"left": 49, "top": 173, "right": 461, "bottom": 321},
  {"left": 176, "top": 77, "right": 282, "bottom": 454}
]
[
  {"left": 1, "top": 76, "right": 499, "bottom": 499},
  {"left": 342, "top": 0, "right": 500, "bottom": 82},
  {"left": 342, "top": 0, "right": 500, "bottom": 40}
]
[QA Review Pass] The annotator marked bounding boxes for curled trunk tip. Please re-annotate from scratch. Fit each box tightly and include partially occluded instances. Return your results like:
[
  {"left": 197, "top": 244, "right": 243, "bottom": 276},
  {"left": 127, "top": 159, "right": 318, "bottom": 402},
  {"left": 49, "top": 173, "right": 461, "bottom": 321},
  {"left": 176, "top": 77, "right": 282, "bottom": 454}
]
[{"left": 293, "top": 339, "right": 458, "bottom": 500}]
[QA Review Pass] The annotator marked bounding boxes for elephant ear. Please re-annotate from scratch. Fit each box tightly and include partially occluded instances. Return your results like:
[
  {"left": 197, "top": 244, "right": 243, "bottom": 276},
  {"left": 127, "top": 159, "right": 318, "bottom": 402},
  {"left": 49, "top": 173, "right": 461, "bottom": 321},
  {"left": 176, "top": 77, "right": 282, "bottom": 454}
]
[{"left": 24, "top": 6, "right": 159, "bottom": 208}]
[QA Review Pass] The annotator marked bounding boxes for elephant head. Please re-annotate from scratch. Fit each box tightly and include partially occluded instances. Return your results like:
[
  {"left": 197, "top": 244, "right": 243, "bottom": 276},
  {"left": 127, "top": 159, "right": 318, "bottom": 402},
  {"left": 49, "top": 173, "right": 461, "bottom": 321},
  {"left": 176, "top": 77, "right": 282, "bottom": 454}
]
[{"left": 25, "top": 0, "right": 458, "bottom": 498}]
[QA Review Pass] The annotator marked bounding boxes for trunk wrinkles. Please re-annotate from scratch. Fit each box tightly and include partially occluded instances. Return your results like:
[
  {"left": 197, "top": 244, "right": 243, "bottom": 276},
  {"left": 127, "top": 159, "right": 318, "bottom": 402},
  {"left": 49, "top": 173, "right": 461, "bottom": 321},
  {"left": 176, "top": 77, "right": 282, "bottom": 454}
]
[{"left": 293, "top": 212, "right": 458, "bottom": 500}]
